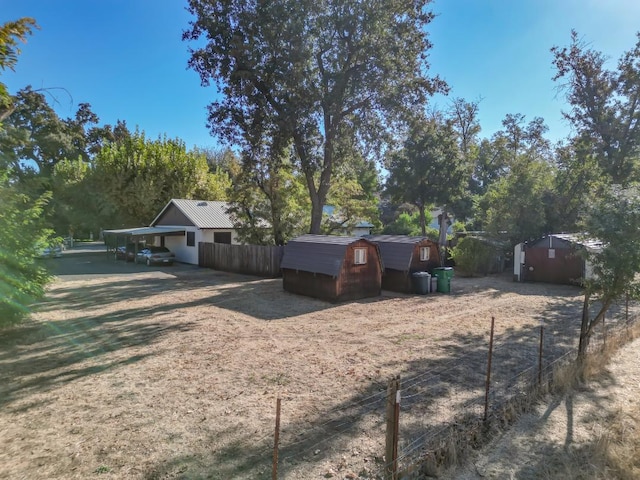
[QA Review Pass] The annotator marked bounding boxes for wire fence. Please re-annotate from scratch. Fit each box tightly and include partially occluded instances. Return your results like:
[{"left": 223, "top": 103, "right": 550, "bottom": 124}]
[{"left": 264, "top": 298, "right": 639, "bottom": 479}]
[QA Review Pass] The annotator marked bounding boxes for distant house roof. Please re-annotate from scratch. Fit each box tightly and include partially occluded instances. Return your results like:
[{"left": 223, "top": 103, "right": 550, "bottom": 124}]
[
  {"left": 366, "top": 235, "right": 433, "bottom": 271},
  {"left": 281, "top": 234, "right": 377, "bottom": 277},
  {"left": 151, "top": 199, "right": 235, "bottom": 229},
  {"left": 355, "top": 221, "right": 374, "bottom": 228},
  {"left": 322, "top": 205, "right": 374, "bottom": 230}
]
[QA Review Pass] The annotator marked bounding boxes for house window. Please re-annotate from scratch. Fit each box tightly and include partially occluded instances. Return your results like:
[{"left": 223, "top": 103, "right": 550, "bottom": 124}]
[
  {"left": 548, "top": 248, "right": 555, "bottom": 259},
  {"left": 214, "top": 232, "right": 232, "bottom": 244},
  {"left": 354, "top": 248, "right": 367, "bottom": 265},
  {"left": 420, "top": 246, "right": 430, "bottom": 261},
  {"left": 187, "top": 231, "right": 195, "bottom": 247}
]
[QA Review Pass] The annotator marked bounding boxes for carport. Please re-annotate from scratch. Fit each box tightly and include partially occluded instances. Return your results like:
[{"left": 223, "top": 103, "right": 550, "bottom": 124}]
[{"left": 102, "top": 227, "right": 186, "bottom": 261}]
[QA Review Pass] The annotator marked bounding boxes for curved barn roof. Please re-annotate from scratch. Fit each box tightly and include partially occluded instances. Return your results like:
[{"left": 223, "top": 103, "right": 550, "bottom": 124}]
[
  {"left": 366, "top": 235, "right": 435, "bottom": 271},
  {"left": 281, "top": 234, "right": 379, "bottom": 277}
]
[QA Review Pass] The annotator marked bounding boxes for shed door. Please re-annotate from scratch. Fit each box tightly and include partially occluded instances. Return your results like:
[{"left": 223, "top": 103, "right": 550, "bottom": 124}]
[{"left": 524, "top": 248, "right": 583, "bottom": 284}]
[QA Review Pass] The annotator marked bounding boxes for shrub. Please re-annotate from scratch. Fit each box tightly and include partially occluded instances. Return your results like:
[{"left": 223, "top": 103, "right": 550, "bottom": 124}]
[
  {"left": 0, "top": 171, "right": 52, "bottom": 327},
  {"left": 450, "top": 237, "right": 494, "bottom": 277}
]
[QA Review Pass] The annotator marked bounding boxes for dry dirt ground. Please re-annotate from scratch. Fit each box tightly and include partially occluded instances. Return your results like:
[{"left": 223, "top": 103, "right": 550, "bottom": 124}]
[
  {"left": 440, "top": 334, "right": 640, "bottom": 480},
  {"left": 0, "top": 247, "right": 635, "bottom": 479}
]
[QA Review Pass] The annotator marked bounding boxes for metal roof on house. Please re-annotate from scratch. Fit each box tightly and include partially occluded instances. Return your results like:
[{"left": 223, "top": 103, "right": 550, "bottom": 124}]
[
  {"left": 355, "top": 221, "right": 374, "bottom": 228},
  {"left": 151, "top": 199, "right": 235, "bottom": 229},
  {"left": 366, "top": 235, "right": 433, "bottom": 271},
  {"left": 281, "top": 234, "right": 374, "bottom": 277}
]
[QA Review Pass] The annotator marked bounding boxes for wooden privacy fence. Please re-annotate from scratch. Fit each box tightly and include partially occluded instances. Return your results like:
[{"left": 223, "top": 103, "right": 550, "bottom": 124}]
[{"left": 198, "top": 242, "right": 284, "bottom": 277}]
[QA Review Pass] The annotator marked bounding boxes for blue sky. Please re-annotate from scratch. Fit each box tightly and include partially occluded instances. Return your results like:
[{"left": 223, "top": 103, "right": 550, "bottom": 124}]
[{"left": 2, "top": 0, "right": 639, "bottom": 150}]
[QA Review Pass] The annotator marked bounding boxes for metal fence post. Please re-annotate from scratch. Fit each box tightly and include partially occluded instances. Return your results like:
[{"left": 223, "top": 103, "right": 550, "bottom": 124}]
[
  {"left": 273, "top": 398, "right": 281, "bottom": 480},
  {"left": 484, "top": 317, "right": 495, "bottom": 421}
]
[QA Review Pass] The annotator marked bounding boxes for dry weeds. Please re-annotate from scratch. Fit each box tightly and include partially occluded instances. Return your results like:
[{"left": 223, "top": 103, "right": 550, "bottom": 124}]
[
  {"left": 441, "top": 323, "right": 640, "bottom": 480},
  {"left": 0, "top": 253, "right": 637, "bottom": 479}
]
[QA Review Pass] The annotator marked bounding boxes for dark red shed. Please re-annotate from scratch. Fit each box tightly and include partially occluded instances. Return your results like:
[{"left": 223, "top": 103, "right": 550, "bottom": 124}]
[
  {"left": 281, "top": 235, "right": 383, "bottom": 302},
  {"left": 518, "top": 234, "right": 601, "bottom": 285},
  {"left": 366, "top": 235, "right": 441, "bottom": 293}
]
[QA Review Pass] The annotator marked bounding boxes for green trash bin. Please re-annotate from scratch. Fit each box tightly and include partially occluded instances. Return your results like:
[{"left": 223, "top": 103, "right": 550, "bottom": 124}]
[{"left": 433, "top": 267, "right": 454, "bottom": 293}]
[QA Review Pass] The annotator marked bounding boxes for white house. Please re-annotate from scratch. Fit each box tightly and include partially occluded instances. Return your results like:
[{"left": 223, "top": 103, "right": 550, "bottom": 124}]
[{"left": 150, "top": 199, "right": 239, "bottom": 265}]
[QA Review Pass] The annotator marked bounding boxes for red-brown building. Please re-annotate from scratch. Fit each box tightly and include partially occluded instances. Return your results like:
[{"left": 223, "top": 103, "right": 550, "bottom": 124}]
[
  {"left": 366, "top": 235, "right": 441, "bottom": 293},
  {"left": 281, "top": 235, "right": 383, "bottom": 302},
  {"left": 515, "top": 234, "right": 601, "bottom": 285}
]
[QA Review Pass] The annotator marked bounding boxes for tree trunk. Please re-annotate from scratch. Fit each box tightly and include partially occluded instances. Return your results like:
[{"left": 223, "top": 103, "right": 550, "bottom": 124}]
[
  {"left": 438, "top": 207, "right": 449, "bottom": 267},
  {"left": 577, "top": 293, "right": 590, "bottom": 361},
  {"left": 418, "top": 205, "right": 426, "bottom": 237},
  {"left": 306, "top": 172, "right": 331, "bottom": 234},
  {"left": 309, "top": 192, "right": 323, "bottom": 234},
  {"left": 295, "top": 128, "right": 333, "bottom": 235},
  {"left": 578, "top": 293, "right": 613, "bottom": 362}
]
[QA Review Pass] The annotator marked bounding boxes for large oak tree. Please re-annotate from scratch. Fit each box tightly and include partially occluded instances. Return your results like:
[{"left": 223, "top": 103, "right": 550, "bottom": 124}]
[
  {"left": 552, "top": 31, "right": 640, "bottom": 184},
  {"left": 183, "top": 0, "right": 446, "bottom": 233}
]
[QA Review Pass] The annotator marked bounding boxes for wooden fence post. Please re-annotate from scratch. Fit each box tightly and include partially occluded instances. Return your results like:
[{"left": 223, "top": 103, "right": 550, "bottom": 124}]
[
  {"left": 626, "top": 293, "right": 629, "bottom": 323},
  {"left": 273, "top": 398, "right": 281, "bottom": 480},
  {"left": 538, "top": 325, "right": 544, "bottom": 386},
  {"left": 385, "top": 376, "right": 401, "bottom": 480},
  {"left": 484, "top": 317, "right": 495, "bottom": 421}
]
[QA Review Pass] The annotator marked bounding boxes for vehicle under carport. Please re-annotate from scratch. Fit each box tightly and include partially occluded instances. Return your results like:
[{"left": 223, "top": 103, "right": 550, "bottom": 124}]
[{"left": 103, "top": 226, "right": 186, "bottom": 262}]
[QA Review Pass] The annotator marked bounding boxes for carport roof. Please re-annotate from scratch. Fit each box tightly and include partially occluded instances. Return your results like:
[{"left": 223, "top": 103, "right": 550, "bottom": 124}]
[{"left": 103, "top": 226, "right": 186, "bottom": 236}]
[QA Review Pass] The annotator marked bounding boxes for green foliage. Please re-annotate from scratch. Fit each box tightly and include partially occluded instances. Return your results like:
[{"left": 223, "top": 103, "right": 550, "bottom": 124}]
[
  {"left": 93, "top": 131, "right": 225, "bottom": 227},
  {"left": 552, "top": 31, "right": 640, "bottom": 185},
  {"left": 0, "top": 18, "right": 37, "bottom": 122},
  {"left": 0, "top": 87, "right": 81, "bottom": 177},
  {"left": 474, "top": 114, "right": 557, "bottom": 245},
  {"left": 481, "top": 158, "right": 555, "bottom": 245},
  {"left": 51, "top": 156, "right": 95, "bottom": 236},
  {"left": 450, "top": 237, "right": 494, "bottom": 277},
  {"left": 548, "top": 139, "right": 604, "bottom": 233},
  {"left": 583, "top": 185, "right": 640, "bottom": 301},
  {"left": 227, "top": 150, "right": 309, "bottom": 245},
  {"left": 0, "top": 169, "right": 52, "bottom": 326},
  {"left": 0, "top": 18, "right": 53, "bottom": 327},
  {"left": 382, "top": 211, "right": 438, "bottom": 238},
  {"left": 184, "top": 0, "right": 446, "bottom": 233},
  {"left": 385, "top": 118, "right": 467, "bottom": 236},
  {"left": 578, "top": 184, "right": 640, "bottom": 354},
  {"left": 324, "top": 153, "right": 381, "bottom": 235}
]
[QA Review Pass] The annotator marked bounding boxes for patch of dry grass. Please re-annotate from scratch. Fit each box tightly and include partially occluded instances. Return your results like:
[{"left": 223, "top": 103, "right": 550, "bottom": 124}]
[
  {"left": 536, "top": 324, "right": 640, "bottom": 479},
  {"left": 441, "top": 322, "right": 640, "bottom": 480}
]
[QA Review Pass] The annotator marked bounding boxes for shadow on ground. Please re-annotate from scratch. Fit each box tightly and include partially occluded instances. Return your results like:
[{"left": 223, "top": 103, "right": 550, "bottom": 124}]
[
  {"left": 5, "top": 252, "right": 631, "bottom": 479},
  {"left": 0, "top": 311, "right": 195, "bottom": 410},
  {"left": 142, "top": 297, "right": 629, "bottom": 479}
]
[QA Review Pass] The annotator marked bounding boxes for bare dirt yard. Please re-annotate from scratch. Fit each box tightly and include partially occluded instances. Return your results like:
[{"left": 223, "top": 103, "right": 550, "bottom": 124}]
[
  {"left": 440, "top": 333, "right": 640, "bottom": 480},
  {"left": 0, "top": 246, "right": 635, "bottom": 479}
]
